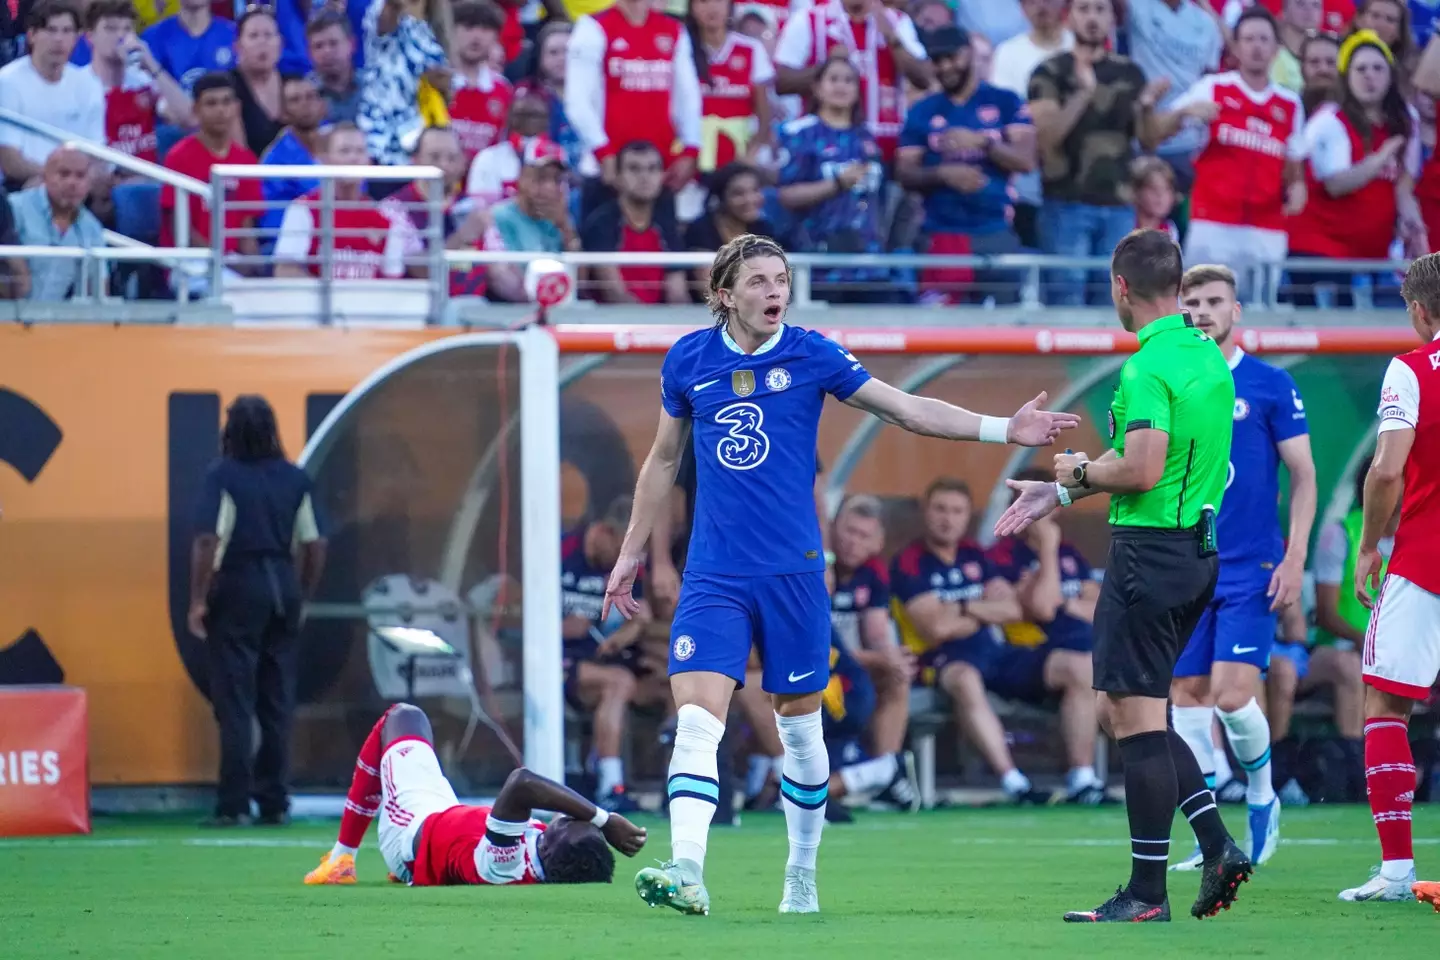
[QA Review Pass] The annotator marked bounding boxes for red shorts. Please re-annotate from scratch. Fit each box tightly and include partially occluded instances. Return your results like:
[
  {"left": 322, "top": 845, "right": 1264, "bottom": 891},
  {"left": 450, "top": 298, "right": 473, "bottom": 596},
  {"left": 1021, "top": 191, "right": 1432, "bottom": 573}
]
[{"left": 920, "top": 232, "right": 975, "bottom": 300}]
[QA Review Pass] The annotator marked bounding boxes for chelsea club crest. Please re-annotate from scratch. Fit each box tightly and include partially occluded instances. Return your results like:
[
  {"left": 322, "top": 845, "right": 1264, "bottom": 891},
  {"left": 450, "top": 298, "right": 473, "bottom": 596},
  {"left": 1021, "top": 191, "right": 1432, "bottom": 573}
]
[
  {"left": 673, "top": 635, "right": 696, "bottom": 661},
  {"left": 765, "top": 368, "right": 791, "bottom": 391}
]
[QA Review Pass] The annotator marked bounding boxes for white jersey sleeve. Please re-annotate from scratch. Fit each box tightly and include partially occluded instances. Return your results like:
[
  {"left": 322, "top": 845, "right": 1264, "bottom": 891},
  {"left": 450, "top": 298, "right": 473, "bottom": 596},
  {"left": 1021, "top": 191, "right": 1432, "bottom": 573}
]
[
  {"left": 750, "top": 36, "right": 776, "bottom": 87},
  {"left": 1167, "top": 73, "right": 1219, "bottom": 113},
  {"left": 671, "top": 30, "right": 703, "bottom": 151},
  {"left": 381, "top": 216, "right": 407, "bottom": 277},
  {"left": 472, "top": 817, "right": 543, "bottom": 884},
  {"left": 1305, "top": 107, "right": 1353, "bottom": 180},
  {"left": 564, "top": 15, "right": 609, "bottom": 155},
  {"left": 1313, "top": 520, "right": 1349, "bottom": 585},
  {"left": 273, "top": 203, "right": 315, "bottom": 262},
  {"left": 1378, "top": 356, "right": 1420, "bottom": 434},
  {"left": 465, "top": 143, "right": 510, "bottom": 203},
  {"left": 893, "top": 14, "right": 927, "bottom": 60},
  {"left": 1286, "top": 98, "right": 1308, "bottom": 161},
  {"left": 773, "top": 11, "right": 814, "bottom": 69}
]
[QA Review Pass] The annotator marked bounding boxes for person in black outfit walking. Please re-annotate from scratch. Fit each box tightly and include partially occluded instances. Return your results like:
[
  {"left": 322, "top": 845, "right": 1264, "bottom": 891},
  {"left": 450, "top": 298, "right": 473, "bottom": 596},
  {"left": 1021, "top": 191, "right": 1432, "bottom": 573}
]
[{"left": 188, "top": 396, "right": 327, "bottom": 826}]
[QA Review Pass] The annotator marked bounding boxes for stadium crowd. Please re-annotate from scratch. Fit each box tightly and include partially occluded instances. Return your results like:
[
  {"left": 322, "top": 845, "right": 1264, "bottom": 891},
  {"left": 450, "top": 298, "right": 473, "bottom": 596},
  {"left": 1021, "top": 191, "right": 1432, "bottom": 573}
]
[
  {"left": 560, "top": 452, "right": 1424, "bottom": 817},
  {"left": 3, "top": 0, "right": 1440, "bottom": 303}
]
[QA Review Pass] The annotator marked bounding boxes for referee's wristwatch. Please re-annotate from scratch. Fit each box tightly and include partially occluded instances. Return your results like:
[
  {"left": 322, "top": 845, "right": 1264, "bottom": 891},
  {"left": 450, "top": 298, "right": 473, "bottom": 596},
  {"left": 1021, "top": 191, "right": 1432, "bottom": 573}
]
[{"left": 1071, "top": 461, "right": 1092, "bottom": 489}]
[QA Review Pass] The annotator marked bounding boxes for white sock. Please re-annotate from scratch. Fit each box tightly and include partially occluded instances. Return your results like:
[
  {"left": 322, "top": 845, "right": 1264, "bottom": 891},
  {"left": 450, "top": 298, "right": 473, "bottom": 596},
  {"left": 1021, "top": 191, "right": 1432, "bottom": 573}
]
[
  {"left": 1218, "top": 698, "right": 1275, "bottom": 806},
  {"left": 330, "top": 842, "right": 358, "bottom": 859},
  {"left": 775, "top": 710, "right": 828, "bottom": 871},
  {"left": 1000, "top": 768, "right": 1031, "bottom": 796},
  {"left": 667, "top": 703, "right": 726, "bottom": 869},
  {"left": 1066, "top": 765, "right": 1100, "bottom": 792},
  {"left": 1172, "top": 705, "right": 1217, "bottom": 788},
  {"left": 1381, "top": 858, "right": 1416, "bottom": 881},
  {"left": 1213, "top": 746, "right": 1234, "bottom": 786},
  {"left": 596, "top": 756, "right": 624, "bottom": 797},
  {"left": 745, "top": 755, "right": 773, "bottom": 798},
  {"left": 838, "top": 753, "right": 898, "bottom": 796}
]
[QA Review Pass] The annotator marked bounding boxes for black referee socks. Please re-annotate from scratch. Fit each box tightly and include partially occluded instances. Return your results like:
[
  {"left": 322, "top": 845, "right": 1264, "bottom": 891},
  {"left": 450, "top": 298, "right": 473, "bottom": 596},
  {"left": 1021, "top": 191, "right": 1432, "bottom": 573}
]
[
  {"left": 1118, "top": 730, "right": 1176, "bottom": 904},
  {"left": 1168, "top": 728, "right": 1229, "bottom": 859}
]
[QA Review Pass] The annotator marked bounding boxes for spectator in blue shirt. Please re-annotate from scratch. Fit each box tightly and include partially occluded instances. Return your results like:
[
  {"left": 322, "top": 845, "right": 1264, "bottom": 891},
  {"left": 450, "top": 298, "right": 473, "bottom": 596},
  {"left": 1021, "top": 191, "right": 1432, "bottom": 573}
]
[
  {"left": 142, "top": 0, "right": 237, "bottom": 93},
  {"left": 898, "top": 25, "right": 1035, "bottom": 305},
  {"left": 306, "top": 10, "right": 362, "bottom": 124},
  {"left": 776, "top": 55, "right": 892, "bottom": 304},
  {"left": 8, "top": 146, "right": 106, "bottom": 300},
  {"left": 257, "top": 75, "right": 326, "bottom": 249}
]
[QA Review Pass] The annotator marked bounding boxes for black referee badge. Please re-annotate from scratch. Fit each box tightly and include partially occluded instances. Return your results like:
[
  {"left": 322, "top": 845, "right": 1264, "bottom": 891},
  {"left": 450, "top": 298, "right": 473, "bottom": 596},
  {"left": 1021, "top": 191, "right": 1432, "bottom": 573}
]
[{"left": 732, "top": 370, "right": 756, "bottom": 397}]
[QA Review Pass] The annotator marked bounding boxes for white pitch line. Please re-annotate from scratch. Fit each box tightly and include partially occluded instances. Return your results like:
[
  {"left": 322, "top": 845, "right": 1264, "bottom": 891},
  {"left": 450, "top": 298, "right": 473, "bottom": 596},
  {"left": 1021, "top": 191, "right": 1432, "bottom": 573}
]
[{"left": 946, "top": 836, "right": 1440, "bottom": 847}]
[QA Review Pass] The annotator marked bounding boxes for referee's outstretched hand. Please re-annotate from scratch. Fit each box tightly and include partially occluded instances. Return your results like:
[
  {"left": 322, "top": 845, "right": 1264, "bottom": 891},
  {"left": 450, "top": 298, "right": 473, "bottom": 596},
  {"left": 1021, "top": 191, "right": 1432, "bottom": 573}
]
[
  {"left": 1008, "top": 392, "right": 1082, "bottom": 447},
  {"left": 993, "top": 479, "right": 1061, "bottom": 538},
  {"left": 602, "top": 553, "right": 645, "bottom": 621}
]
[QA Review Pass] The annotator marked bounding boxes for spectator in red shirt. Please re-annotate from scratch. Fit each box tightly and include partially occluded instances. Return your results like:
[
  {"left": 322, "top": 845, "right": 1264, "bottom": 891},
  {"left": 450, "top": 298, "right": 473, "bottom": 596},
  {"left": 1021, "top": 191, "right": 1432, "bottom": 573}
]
[
  {"left": 161, "top": 71, "right": 262, "bottom": 295},
  {"left": 580, "top": 140, "right": 688, "bottom": 304},
  {"left": 440, "top": 0, "right": 513, "bottom": 161},
  {"left": 86, "top": 0, "right": 192, "bottom": 165},
  {"left": 274, "top": 123, "right": 408, "bottom": 281}
]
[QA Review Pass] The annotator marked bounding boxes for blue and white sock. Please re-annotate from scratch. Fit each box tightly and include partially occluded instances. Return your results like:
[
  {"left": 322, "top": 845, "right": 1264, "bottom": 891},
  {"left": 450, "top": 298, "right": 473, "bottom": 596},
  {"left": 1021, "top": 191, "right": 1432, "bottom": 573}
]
[
  {"left": 776, "top": 710, "right": 828, "bottom": 871},
  {"left": 667, "top": 703, "right": 726, "bottom": 869},
  {"left": 1219, "top": 698, "right": 1275, "bottom": 806},
  {"left": 1172, "top": 705, "right": 1217, "bottom": 790}
]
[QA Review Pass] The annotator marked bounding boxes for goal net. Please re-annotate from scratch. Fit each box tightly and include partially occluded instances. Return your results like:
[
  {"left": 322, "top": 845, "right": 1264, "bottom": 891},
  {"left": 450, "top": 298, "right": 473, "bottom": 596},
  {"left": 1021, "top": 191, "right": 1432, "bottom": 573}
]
[{"left": 282, "top": 321, "right": 1409, "bottom": 796}]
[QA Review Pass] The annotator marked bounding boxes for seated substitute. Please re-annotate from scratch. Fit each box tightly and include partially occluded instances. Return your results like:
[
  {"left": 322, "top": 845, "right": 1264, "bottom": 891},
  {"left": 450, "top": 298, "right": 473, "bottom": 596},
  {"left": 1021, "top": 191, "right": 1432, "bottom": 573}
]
[
  {"left": 828, "top": 494, "right": 919, "bottom": 810},
  {"left": 986, "top": 468, "right": 1108, "bottom": 804},
  {"left": 890, "top": 477, "right": 1048, "bottom": 804},
  {"left": 561, "top": 497, "right": 658, "bottom": 813},
  {"left": 303, "top": 703, "right": 647, "bottom": 886}
]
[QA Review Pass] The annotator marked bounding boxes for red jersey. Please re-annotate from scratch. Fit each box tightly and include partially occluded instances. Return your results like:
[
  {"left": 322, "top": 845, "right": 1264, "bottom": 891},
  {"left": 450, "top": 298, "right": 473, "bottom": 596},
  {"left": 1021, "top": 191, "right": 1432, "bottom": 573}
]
[
  {"left": 95, "top": 64, "right": 160, "bottom": 164},
  {"left": 1415, "top": 152, "right": 1440, "bottom": 252},
  {"left": 567, "top": 6, "right": 702, "bottom": 164},
  {"left": 448, "top": 66, "right": 513, "bottom": 160},
  {"left": 159, "top": 135, "right": 262, "bottom": 252},
  {"left": 1178, "top": 72, "right": 1304, "bottom": 232},
  {"left": 774, "top": 0, "right": 926, "bottom": 162},
  {"left": 1257, "top": 0, "right": 1355, "bottom": 33},
  {"left": 700, "top": 33, "right": 775, "bottom": 172},
  {"left": 412, "top": 804, "right": 547, "bottom": 886},
  {"left": 275, "top": 189, "right": 402, "bottom": 279},
  {"left": 1289, "top": 106, "right": 1409, "bottom": 258},
  {"left": 1375, "top": 338, "right": 1440, "bottom": 595}
]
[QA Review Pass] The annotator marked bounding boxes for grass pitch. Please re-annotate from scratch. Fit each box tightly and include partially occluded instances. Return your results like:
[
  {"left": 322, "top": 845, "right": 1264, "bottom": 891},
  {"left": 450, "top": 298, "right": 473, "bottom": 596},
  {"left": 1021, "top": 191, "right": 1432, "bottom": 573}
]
[{"left": 3, "top": 806, "right": 1436, "bottom": 960}]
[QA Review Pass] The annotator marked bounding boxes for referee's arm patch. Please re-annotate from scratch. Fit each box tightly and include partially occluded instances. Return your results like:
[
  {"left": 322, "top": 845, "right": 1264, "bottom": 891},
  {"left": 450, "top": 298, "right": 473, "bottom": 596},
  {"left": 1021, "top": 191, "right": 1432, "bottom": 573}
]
[{"left": 1125, "top": 419, "right": 1154, "bottom": 433}]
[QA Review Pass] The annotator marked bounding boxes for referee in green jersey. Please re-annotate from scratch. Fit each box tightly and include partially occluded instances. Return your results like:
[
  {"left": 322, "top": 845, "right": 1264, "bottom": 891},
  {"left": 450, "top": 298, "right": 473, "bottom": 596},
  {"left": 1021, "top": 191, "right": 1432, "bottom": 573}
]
[{"left": 996, "top": 230, "right": 1251, "bottom": 923}]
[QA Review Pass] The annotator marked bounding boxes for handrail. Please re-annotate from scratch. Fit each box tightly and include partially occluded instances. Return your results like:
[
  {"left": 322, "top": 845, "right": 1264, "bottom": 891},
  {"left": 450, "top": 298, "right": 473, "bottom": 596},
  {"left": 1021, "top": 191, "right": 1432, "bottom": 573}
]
[{"left": 0, "top": 107, "right": 210, "bottom": 197}]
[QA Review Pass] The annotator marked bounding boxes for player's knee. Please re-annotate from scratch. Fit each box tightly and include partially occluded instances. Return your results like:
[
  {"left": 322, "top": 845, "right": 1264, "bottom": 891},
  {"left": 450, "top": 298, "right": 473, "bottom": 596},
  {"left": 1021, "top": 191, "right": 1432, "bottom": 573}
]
[
  {"left": 1170, "top": 675, "right": 1209, "bottom": 707},
  {"left": 1336, "top": 651, "right": 1364, "bottom": 688},
  {"left": 381, "top": 703, "right": 433, "bottom": 747},
  {"left": 1048, "top": 650, "right": 1091, "bottom": 689},
  {"left": 1213, "top": 686, "right": 1254, "bottom": 714},
  {"left": 940, "top": 662, "right": 984, "bottom": 701},
  {"left": 606, "top": 667, "right": 638, "bottom": 700}
]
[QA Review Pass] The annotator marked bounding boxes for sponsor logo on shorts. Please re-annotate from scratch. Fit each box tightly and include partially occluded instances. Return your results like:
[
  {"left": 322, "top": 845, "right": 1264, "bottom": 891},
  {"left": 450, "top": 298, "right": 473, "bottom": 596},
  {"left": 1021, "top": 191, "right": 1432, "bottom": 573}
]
[
  {"left": 1232, "top": 645, "right": 1258, "bottom": 655},
  {"left": 673, "top": 635, "right": 695, "bottom": 661}
]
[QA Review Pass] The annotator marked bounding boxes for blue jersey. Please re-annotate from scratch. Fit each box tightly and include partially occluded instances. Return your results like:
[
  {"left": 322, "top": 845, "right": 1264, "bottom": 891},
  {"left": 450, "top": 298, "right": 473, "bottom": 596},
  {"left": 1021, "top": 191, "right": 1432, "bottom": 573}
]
[
  {"left": 142, "top": 16, "right": 237, "bottom": 93},
  {"left": 890, "top": 539, "right": 998, "bottom": 653},
  {"left": 1220, "top": 351, "right": 1308, "bottom": 568},
  {"left": 900, "top": 84, "right": 1031, "bottom": 237},
  {"left": 70, "top": 37, "right": 91, "bottom": 66},
  {"left": 660, "top": 324, "right": 870, "bottom": 577},
  {"left": 986, "top": 537, "right": 1095, "bottom": 650},
  {"left": 258, "top": 130, "right": 319, "bottom": 238},
  {"left": 830, "top": 557, "right": 891, "bottom": 654},
  {"left": 775, "top": 116, "right": 887, "bottom": 286}
]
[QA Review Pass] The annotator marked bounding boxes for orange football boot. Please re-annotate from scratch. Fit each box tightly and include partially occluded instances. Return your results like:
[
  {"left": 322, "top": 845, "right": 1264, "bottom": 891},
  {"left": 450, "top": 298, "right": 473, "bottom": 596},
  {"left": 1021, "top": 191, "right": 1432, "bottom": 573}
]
[
  {"left": 1413, "top": 881, "right": 1440, "bottom": 912},
  {"left": 304, "top": 852, "right": 357, "bottom": 885}
]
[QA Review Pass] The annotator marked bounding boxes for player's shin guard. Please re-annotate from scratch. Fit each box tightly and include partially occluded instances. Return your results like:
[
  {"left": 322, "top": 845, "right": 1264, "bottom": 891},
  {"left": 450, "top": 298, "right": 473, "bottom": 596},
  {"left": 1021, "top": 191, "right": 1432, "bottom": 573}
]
[
  {"left": 1172, "top": 705, "right": 1217, "bottom": 790},
  {"left": 335, "top": 707, "right": 394, "bottom": 855},
  {"left": 1169, "top": 728, "right": 1230, "bottom": 859},
  {"left": 1364, "top": 718, "right": 1417, "bottom": 877},
  {"left": 1118, "top": 731, "right": 1176, "bottom": 904},
  {"left": 667, "top": 703, "right": 726, "bottom": 870},
  {"left": 776, "top": 710, "right": 828, "bottom": 872},
  {"left": 1218, "top": 699, "right": 1275, "bottom": 805}
]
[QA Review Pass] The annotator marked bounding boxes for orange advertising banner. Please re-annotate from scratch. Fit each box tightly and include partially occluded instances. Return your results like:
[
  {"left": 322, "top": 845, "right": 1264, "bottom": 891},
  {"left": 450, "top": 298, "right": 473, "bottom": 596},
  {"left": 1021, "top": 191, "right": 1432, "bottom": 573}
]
[
  {"left": 0, "top": 326, "right": 450, "bottom": 784},
  {"left": 0, "top": 686, "right": 89, "bottom": 836}
]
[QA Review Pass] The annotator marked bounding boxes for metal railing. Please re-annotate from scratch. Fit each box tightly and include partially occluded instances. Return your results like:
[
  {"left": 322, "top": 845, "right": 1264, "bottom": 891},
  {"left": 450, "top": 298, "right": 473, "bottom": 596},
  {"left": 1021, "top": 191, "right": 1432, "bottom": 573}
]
[
  {"left": 0, "top": 106, "right": 210, "bottom": 301},
  {"left": 210, "top": 163, "right": 448, "bottom": 323}
]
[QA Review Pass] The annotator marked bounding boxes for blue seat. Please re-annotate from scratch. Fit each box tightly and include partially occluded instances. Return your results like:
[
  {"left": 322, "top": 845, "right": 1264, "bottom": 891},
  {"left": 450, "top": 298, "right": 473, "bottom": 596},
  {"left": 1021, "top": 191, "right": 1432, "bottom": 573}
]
[{"left": 112, "top": 182, "right": 161, "bottom": 246}]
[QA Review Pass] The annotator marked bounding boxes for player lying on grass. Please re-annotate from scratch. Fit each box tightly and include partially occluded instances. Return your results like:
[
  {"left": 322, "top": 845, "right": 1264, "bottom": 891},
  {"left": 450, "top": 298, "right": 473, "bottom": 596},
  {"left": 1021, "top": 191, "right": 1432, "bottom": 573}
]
[
  {"left": 303, "top": 703, "right": 647, "bottom": 886},
  {"left": 604, "top": 233, "right": 1079, "bottom": 918}
]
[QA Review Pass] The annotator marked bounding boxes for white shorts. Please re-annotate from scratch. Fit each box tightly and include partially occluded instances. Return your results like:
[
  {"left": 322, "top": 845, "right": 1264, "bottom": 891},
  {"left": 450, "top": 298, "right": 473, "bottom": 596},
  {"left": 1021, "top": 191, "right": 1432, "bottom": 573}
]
[
  {"left": 1182, "top": 220, "right": 1287, "bottom": 301},
  {"left": 376, "top": 739, "right": 458, "bottom": 883},
  {"left": 1363, "top": 573, "right": 1440, "bottom": 699}
]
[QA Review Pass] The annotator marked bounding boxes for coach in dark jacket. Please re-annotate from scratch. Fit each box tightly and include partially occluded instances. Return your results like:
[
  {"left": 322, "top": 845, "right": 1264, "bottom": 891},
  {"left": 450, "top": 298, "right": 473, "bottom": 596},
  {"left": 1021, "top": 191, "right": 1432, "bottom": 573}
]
[{"left": 189, "top": 396, "right": 327, "bottom": 826}]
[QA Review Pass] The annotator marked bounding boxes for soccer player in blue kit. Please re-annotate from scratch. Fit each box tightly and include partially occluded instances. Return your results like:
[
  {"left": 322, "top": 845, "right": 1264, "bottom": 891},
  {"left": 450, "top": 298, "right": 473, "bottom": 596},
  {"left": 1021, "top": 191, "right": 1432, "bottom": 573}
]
[
  {"left": 1168, "top": 265, "right": 1317, "bottom": 870},
  {"left": 601, "top": 234, "right": 1080, "bottom": 916}
]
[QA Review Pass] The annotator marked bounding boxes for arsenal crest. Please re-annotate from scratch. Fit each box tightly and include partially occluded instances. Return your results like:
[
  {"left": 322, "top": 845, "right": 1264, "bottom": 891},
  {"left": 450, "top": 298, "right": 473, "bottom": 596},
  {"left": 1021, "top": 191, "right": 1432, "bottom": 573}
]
[
  {"left": 657, "top": 34, "right": 673, "bottom": 53},
  {"left": 977, "top": 105, "right": 1000, "bottom": 124},
  {"left": 732, "top": 370, "right": 756, "bottom": 397}
]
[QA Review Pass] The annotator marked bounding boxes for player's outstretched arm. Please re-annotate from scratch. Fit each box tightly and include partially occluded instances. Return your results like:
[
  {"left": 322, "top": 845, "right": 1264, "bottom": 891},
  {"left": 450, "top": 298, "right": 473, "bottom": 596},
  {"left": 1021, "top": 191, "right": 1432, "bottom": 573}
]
[
  {"left": 841, "top": 380, "right": 1080, "bottom": 447},
  {"left": 603, "top": 409, "right": 692, "bottom": 621},
  {"left": 492, "top": 767, "right": 648, "bottom": 857}
]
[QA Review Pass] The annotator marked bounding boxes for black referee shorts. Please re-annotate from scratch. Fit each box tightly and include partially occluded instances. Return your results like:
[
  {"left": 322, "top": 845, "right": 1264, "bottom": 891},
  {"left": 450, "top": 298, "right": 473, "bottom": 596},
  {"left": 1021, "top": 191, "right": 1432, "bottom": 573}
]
[{"left": 1093, "top": 526, "right": 1219, "bottom": 699}]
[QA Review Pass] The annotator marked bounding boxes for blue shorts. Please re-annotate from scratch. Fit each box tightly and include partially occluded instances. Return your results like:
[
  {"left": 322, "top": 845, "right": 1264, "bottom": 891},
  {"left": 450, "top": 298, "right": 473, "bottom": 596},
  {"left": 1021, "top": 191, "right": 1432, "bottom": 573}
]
[
  {"left": 1268, "top": 640, "right": 1310, "bottom": 681},
  {"left": 922, "top": 628, "right": 1091, "bottom": 704},
  {"left": 1174, "top": 568, "right": 1276, "bottom": 677},
  {"left": 669, "top": 570, "right": 832, "bottom": 694}
]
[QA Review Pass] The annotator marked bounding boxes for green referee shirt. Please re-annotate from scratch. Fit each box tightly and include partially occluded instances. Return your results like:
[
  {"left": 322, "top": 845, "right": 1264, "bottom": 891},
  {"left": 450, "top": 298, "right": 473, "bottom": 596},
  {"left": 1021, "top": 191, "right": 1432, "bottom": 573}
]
[{"left": 1108, "top": 313, "right": 1235, "bottom": 529}]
